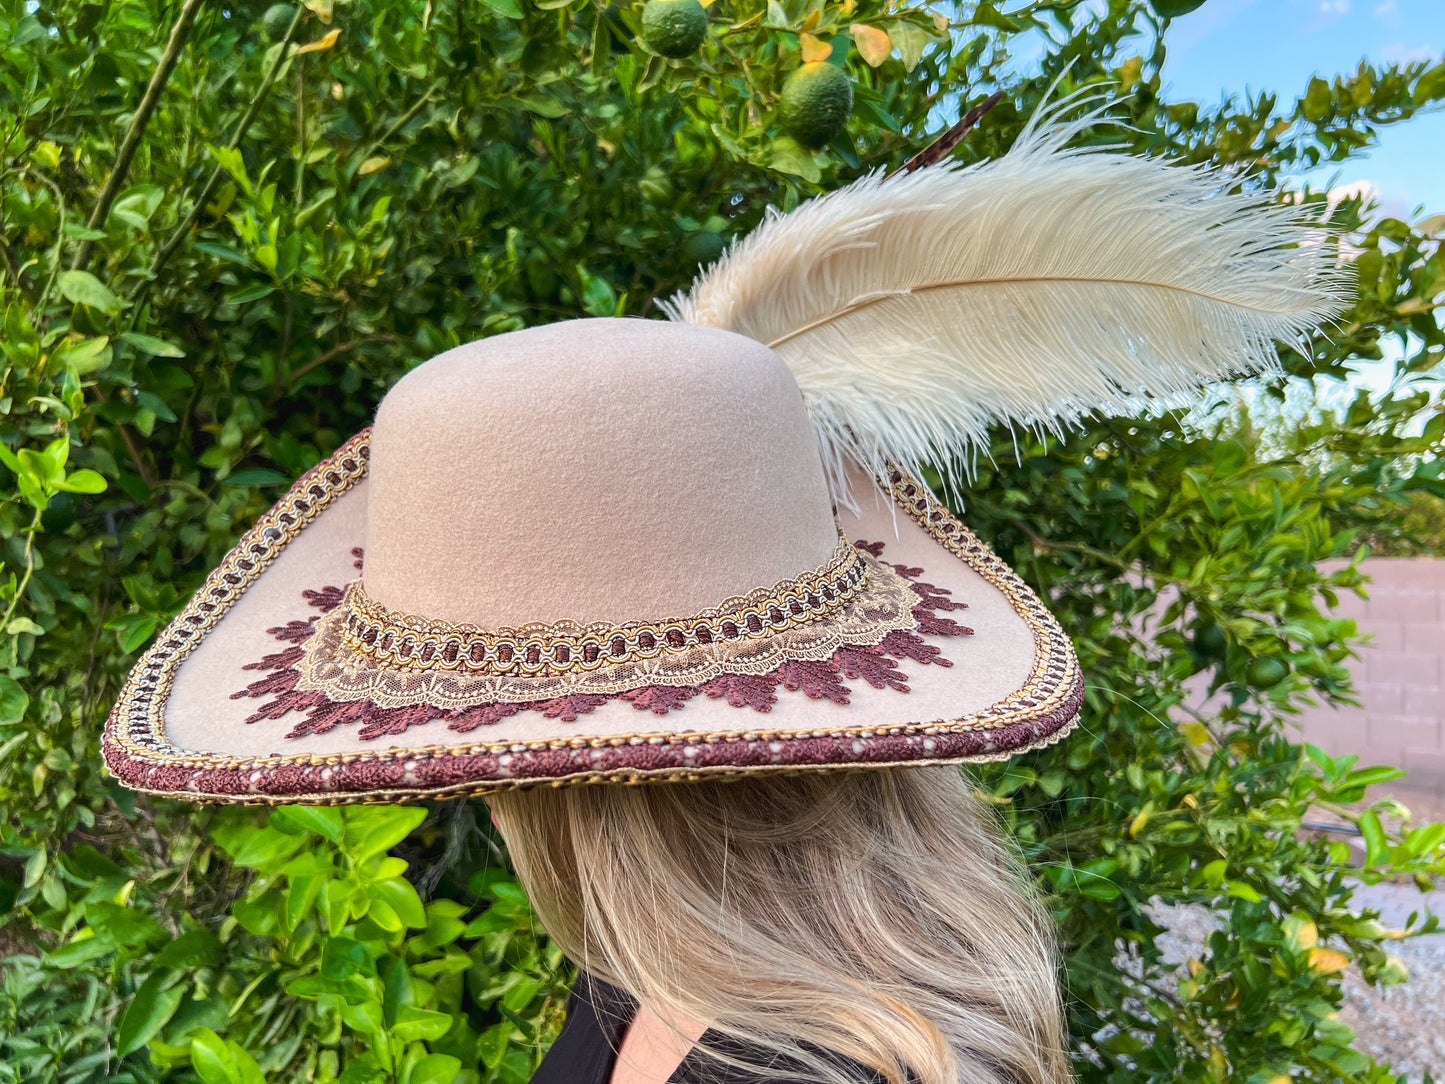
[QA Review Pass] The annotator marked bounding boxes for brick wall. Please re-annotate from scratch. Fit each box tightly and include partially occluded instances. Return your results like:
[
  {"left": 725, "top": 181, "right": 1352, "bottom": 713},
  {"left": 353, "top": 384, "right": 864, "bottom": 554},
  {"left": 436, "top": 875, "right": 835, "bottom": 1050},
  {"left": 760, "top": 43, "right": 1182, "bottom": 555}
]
[{"left": 1300, "top": 558, "right": 1445, "bottom": 797}]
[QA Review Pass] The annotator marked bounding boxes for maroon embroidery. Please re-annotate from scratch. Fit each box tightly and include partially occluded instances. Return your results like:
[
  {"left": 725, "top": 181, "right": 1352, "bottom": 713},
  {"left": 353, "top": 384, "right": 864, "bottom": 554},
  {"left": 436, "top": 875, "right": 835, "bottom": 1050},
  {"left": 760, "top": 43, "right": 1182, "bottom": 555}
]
[
  {"left": 834, "top": 644, "right": 911, "bottom": 692},
  {"left": 537, "top": 694, "right": 612, "bottom": 721},
  {"left": 701, "top": 673, "right": 781, "bottom": 712},
  {"left": 230, "top": 539, "right": 972, "bottom": 741},
  {"left": 621, "top": 685, "right": 701, "bottom": 715},
  {"left": 777, "top": 658, "right": 851, "bottom": 703},
  {"left": 447, "top": 703, "right": 522, "bottom": 733}
]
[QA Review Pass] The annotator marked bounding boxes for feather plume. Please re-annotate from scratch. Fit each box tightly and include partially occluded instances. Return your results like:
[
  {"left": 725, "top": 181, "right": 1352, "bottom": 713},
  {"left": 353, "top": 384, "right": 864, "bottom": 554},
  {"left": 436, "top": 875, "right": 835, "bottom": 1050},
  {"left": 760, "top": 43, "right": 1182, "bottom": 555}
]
[{"left": 662, "top": 97, "right": 1349, "bottom": 502}]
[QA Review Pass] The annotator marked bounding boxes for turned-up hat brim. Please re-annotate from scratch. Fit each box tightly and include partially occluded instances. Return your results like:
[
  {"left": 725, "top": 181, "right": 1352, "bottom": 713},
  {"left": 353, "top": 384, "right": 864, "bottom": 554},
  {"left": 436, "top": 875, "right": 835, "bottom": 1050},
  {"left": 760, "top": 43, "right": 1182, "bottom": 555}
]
[{"left": 103, "top": 431, "right": 1081, "bottom": 804}]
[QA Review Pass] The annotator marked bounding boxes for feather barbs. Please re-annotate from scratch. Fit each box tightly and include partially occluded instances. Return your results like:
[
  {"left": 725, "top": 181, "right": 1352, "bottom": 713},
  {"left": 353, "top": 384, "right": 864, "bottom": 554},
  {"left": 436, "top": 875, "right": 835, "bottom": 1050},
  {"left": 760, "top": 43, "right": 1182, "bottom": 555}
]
[{"left": 662, "top": 99, "right": 1349, "bottom": 504}]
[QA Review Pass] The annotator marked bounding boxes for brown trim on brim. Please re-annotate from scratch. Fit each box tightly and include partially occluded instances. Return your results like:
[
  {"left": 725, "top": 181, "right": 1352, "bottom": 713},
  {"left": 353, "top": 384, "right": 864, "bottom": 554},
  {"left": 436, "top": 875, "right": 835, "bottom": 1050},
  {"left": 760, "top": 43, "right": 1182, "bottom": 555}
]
[
  {"left": 103, "top": 432, "right": 1084, "bottom": 803},
  {"left": 101, "top": 709, "right": 1080, "bottom": 805}
]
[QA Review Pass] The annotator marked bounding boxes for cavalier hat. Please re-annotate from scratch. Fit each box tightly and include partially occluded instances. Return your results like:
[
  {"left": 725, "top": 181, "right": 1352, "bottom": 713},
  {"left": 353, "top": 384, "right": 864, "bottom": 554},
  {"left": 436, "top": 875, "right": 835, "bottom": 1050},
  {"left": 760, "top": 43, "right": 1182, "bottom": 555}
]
[{"left": 104, "top": 106, "right": 1341, "bottom": 803}]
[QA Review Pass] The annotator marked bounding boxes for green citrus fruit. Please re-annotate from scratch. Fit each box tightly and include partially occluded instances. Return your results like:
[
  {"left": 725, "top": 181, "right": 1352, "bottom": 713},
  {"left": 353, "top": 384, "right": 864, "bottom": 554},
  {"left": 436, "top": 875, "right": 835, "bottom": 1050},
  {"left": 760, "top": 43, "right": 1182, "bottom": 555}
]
[
  {"left": 261, "top": 3, "right": 297, "bottom": 40},
  {"left": 682, "top": 230, "right": 725, "bottom": 266},
  {"left": 1148, "top": 0, "right": 1206, "bottom": 17},
  {"left": 1245, "top": 657, "right": 1289, "bottom": 689},
  {"left": 640, "top": 0, "right": 708, "bottom": 58},
  {"left": 779, "top": 61, "right": 853, "bottom": 149},
  {"left": 1192, "top": 622, "right": 1227, "bottom": 658}
]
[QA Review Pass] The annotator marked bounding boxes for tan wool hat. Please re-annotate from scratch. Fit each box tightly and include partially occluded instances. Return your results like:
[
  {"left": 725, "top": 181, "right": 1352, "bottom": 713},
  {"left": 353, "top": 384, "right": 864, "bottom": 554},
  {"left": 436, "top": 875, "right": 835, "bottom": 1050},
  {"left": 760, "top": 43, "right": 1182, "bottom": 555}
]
[{"left": 104, "top": 107, "right": 1342, "bottom": 804}]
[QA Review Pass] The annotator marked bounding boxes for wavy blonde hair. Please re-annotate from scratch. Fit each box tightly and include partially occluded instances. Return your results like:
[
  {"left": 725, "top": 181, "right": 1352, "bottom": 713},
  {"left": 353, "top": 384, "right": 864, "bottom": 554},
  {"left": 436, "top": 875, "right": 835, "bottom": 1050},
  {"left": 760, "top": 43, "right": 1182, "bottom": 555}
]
[{"left": 489, "top": 766, "right": 1071, "bottom": 1084}]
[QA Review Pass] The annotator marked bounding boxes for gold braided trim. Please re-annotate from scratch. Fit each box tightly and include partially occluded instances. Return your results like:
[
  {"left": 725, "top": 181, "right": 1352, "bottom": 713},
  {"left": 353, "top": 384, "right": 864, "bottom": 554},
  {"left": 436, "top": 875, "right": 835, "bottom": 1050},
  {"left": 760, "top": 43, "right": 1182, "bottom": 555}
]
[
  {"left": 296, "top": 550, "right": 919, "bottom": 708},
  {"left": 336, "top": 529, "right": 884, "bottom": 675}
]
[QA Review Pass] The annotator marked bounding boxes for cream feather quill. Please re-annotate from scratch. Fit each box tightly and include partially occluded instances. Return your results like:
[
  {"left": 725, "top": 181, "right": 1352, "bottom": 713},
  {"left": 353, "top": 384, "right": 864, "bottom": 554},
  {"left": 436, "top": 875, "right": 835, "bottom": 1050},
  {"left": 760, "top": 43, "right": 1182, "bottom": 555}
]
[{"left": 662, "top": 99, "right": 1349, "bottom": 501}]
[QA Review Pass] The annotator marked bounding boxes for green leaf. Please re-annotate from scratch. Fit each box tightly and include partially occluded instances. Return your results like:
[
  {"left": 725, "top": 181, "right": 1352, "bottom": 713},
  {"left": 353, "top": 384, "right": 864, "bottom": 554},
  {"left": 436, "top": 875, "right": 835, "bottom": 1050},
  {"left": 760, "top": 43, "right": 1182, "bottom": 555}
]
[
  {"left": 285, "top": 874, "right": 325, "bottom": 930},
  {"left": 193, "top": 241, "right": 253, "bottom": 266},
  {"left": 286, "top": 973, "right": 374, "bottom": 1003},
  {"left": 190, "top": 1028, "right": 247, "bottom": 1084},
  {"left": 117, "top": 973, "right": 185, "bottom": 1056},
  {"left": 58, "top": 270, "right": 125, "bottom": 314},
  {"left": 120, "top": 331, "right": 186, "bottom": 357},
  {"left": 515, "top": 94, "right": 567, "bottom": 118},
  {"left": 1359, "top": 809, "right": 1388, "bottom": 866},
  {"left": 407, "top": 1053, "right": 463, "bottom": 1084},
  {"left": 479, "top": 0, "right": 522, "bottom": 16},
  {"left": 887, "top": 22, "right": 931, "bottom": 72},
  {"left": 154, "top": 929, "right": 223, "bottom": 969},
  {"left": 391, "top": 1004, "right": 455, "bottom": 1042},
  {"left": 371, "top": 877, "right": 427, "bottom": 929},
  {"left": 222, "top": 468, "right": 293, "bottom": 487},
  {"left": 226, "top": 284, "right": 276, "bottom": 305},
  {"left": 1412, "top": 60, "right": 1445, "bottom": 105},
  {"left": 0, "top": 675, "right": 30, "bottom": 724},
  {"left": 339, "top": 1053, "right": 385, "bottom": 1084},
  {"left": 55, "top": 335, "right": 113, "bottom": 375},
  {"left": 54, "top": 469, "right": 108, "bottom": 494},
  {"left": 970, "top": 3, "right": 1026, "bottom": 30},
  {"left": 231, "top": 825, "right": 308, "bottom": 868},
  {"left": 272, "top": 804, "right": 346, "bottom": 841},
  {"left": 84, "top": 901, "right": 167, "bottom": 948},
  {"left": 766, "top": 136, "right": 821, "bottom": 183},
  {"left": 342, "top": 805, "right": 427, "bottom": 863},
  {"left": 322, "top": 936, "right": 374, "bottom": 980}
]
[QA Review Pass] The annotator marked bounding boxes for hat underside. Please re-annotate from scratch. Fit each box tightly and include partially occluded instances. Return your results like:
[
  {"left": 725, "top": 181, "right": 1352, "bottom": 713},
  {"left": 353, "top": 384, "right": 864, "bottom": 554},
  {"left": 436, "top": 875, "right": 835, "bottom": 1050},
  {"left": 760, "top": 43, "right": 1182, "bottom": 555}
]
[{"left": 103, "top": 432, "right": 1082, "bottom": 804}]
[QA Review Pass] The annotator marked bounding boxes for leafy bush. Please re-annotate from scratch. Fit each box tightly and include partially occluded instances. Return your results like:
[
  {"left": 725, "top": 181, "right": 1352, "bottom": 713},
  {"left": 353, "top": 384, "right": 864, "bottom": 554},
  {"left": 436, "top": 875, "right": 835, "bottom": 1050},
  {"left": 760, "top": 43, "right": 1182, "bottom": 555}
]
[{"left": 2, "top": 0, "right": 1444, "bottom": 1081}]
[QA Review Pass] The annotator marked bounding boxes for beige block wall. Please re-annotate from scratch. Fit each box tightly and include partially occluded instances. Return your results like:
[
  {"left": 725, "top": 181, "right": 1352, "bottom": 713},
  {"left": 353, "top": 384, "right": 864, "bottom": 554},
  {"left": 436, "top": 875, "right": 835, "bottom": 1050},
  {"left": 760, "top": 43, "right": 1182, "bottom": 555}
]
[{"left": 1302, "top": 558, "right": 1445, "bottom": 798}]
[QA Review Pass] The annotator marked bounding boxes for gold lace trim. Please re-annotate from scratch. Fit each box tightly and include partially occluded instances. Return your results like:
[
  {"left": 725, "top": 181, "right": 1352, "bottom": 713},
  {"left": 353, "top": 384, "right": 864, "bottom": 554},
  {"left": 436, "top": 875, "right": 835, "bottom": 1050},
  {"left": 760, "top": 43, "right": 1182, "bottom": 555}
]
[
  {"left": 336, "top": 530, "right": 874, "bottom": 675},
  {"left": 293, "top": 550, "right": 921, "bottom": 708}
]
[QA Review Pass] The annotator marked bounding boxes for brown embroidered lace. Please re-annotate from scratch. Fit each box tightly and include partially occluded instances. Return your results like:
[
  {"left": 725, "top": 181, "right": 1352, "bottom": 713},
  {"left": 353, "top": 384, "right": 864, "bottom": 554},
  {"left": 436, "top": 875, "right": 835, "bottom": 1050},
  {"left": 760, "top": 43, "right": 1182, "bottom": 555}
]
[
  {"left": 232, "top": 538, "right": 975, "bottom": 743},
  {"left": 290, "top": 537, "right": 922, "bottom": 709}
]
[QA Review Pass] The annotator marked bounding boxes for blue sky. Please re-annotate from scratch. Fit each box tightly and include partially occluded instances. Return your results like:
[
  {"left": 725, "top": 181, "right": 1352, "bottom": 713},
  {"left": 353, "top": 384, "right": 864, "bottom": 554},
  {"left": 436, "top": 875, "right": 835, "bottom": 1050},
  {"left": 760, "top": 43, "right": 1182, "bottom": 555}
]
[
  {"left": 1154, "top": 1, "right": 1443, "bottom": 407},
  {"left": 1161, "top": 0, "right": 1444, "bottom": 218}
]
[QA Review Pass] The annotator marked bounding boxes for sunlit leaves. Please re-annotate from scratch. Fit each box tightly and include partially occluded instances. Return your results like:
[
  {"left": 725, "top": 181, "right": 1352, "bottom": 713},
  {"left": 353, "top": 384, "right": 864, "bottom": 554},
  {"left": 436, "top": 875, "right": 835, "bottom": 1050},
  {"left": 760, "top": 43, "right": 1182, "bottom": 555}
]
[{"left": 57, "top": 271, "right": 124, "bottom": 314}]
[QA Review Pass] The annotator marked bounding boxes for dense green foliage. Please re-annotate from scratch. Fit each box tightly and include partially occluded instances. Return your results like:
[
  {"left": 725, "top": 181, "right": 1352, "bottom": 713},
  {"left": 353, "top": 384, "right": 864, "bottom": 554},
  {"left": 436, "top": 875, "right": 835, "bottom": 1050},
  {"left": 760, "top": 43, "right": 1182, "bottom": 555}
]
[{"left": 1, "top": 0, "right": 1444, "bottom": 1080}]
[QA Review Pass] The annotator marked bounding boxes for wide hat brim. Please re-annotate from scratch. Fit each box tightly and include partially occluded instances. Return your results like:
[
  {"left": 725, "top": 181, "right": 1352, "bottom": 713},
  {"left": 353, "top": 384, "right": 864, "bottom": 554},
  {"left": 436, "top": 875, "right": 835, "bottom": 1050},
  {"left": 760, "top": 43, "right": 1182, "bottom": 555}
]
[{"left": 104, "top": 431, "right": 1082, "bottom": 804}]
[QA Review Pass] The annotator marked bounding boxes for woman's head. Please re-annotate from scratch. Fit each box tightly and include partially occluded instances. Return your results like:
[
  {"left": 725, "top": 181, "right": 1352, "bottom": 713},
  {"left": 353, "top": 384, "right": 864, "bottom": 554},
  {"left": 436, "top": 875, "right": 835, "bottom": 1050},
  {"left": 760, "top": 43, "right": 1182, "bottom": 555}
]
[{"left": 489, "top": 766, "right": 1071, "bottom": 1084}]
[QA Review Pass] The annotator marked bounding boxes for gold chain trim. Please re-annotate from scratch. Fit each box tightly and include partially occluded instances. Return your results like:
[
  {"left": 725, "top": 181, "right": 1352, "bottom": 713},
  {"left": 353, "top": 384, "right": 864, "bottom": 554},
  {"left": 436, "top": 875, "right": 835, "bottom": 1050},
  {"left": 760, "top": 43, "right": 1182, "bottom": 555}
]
[
  {"left": 295, "top": 548, "right": 920, "bottom": 708},
  {"left": 338, "top": 530, "right": 876, "bottom": 677}
]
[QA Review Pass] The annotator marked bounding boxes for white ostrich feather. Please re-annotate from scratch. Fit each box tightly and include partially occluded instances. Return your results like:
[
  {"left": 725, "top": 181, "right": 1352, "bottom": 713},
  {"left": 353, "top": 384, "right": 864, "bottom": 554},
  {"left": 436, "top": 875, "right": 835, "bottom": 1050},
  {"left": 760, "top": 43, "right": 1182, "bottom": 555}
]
[{"left": 661, "top": 97, "right": 1349, "bottom": 503}]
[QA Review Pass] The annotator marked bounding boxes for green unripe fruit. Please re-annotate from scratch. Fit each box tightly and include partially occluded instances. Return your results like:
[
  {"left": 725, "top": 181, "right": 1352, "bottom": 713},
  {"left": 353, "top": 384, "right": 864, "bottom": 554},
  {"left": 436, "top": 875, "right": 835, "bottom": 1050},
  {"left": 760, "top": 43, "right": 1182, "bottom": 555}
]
[
  {"left": 1148, "top": 0, "right": 1206, "bottom": 17},
  {"left": 261, "top": 3, "right": 297, "bottom": 40},
  {"left": 640, "top": 0, "right": 708, "bottom": 58},
  {"left": 682, "top": 230, "right": 725, "bottom": 267},
  {"left": 1245, "top": 657, "right": 1289, "bottom": 689},
  {"left": 1192, "top": 622, "right": 1226, "bottom": 658},
  {"left": 779, "top": 61, "right": 853, "bottom": 149}
]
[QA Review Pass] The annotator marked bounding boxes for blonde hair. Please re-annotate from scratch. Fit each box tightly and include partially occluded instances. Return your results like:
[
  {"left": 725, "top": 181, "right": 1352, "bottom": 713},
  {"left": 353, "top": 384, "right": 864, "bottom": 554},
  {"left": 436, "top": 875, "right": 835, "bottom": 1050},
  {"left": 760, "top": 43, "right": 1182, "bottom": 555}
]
[{"left": 490, "top": 765, "right": 1071, "bottom": 1084}]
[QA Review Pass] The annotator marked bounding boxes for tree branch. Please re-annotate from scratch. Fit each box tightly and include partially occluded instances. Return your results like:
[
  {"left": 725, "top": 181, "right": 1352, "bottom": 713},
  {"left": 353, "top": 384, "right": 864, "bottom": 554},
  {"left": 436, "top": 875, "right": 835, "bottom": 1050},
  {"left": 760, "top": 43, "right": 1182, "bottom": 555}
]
[
  {"left": 71, "top": 0, "right": 207, "bottom": 273},
  {"left": 137, "top": 6, "right": 308, "bottom": 297},
  {"left": 885, "top": 91, "right": 1004, "bottom": 181},
  {"left": 269, "top": 335, "right": 400, "bottom": 404}
]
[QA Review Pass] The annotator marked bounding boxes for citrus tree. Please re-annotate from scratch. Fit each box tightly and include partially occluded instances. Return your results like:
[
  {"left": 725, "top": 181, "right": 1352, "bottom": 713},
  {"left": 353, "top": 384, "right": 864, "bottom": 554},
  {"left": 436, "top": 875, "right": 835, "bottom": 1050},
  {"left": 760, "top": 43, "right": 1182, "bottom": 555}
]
[{"left": 1, "top": 0, "right": 1444, "bottom": 1081}]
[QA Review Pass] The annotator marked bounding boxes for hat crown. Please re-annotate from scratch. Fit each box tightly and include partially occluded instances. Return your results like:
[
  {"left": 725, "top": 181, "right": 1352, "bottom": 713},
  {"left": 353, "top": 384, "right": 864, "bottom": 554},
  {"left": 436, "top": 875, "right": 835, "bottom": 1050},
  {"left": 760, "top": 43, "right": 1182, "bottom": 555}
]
[{"left": 363, "top": 318, "right": 838, "bottom": 627}]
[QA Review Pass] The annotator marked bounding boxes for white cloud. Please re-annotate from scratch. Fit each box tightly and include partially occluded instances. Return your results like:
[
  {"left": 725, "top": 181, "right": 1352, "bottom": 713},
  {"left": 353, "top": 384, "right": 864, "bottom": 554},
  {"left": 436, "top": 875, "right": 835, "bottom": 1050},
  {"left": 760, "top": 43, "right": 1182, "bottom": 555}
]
[
  {"left": 1319, "top": 0, "right": 1349, "bottom": 13},
  {"left": 1373, "top": 0, "right": 1397, "bottom": 13},
  {"left": 1379, "top": 41, "right": 1438, "bottom": 65}
]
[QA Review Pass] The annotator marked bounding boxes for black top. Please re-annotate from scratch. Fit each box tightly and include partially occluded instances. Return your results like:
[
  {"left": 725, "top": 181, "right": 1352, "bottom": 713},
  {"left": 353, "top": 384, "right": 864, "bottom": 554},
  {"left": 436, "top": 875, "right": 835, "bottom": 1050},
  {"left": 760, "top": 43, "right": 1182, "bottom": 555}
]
[{"left": 530, "top": 974, "right": 885, "bottom": 1084}]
